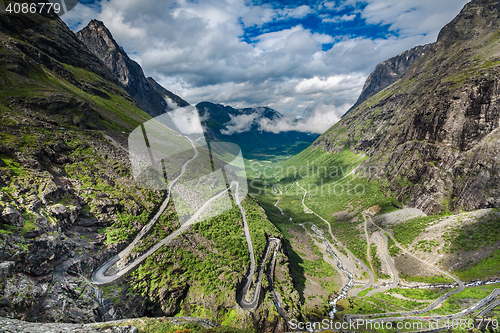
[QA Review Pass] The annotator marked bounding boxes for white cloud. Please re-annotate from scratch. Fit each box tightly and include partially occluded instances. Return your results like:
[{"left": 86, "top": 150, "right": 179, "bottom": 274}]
[
  {"left": 258, "top": 102, "right": 351, "bottom": 134},
  {"left": 168, "top": 107, "right": 204, "bottom": 134},
  {"left": 312, "top": 32, "right": 336, "bottom": 44},
  {"left": 294, "top": 75, "right": 365, "bottom": 96},
  {"left": 165, "top": 97, "right": 180, "bottom": 110},
  {"left": 98, "top": 8, "right": 147, "bottom": 40},
  {"left": 323, "top": 14, "right": 357, "bottom": 23},
  {"left": 221, "top": 113, "right": 259, "bottom": 135},
  {"left": 360, "top": 0, "right": 469, "bottom": 39},
  {"left": 277, "top": 5, "right": 314, "bottom": 19},
  {"left": 239, "top": 6, "right": 276, "bottom": 26},
  {"left": 252, "top": 26, "right": 303, "bottom": 50}
]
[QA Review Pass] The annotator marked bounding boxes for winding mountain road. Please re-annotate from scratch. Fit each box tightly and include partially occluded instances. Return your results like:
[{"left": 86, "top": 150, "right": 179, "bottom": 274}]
[
  {"left": 265, "top": 238, "right": 291, "bottom": 324},
  {"left": 364, "top": 216, "right": 375, "bottom": 276},
  {"left": 359, "top": 215, "right": 399, "bottom": 298},
  {"left": 368, "top": 214, "right": 463, "bottom": 291},
  {"left": 359, "top": 288, "right": 500, "bottom": 325},
  {"left": 92, "top": 182, "right": 233, "bottom": 284},
  {"left": 344, "top": 214, "right": 466, "bottom": 323},
  {"left": 341, "top": 214, "right": 500, "bottom": 327},
  {"left": 92, "top": 136, "right": 289, "bottom": 322},
  {"left": 275, "top": 186, "right": 356, "bottom": 318},
  {"left": 274, "top": 180, "right": 497, "bottom": 326},
  {"left": 294, "top": 181, "right": 374, "bottom": 296},
  {"left": 476, "top": 297, "right": 500, "bottom": 317},
  {"left": 236, "top": 180, "right": 281, "bottom": 310},
  {"left": 92, "top": 137, "right": 199, "bottom": 285}
]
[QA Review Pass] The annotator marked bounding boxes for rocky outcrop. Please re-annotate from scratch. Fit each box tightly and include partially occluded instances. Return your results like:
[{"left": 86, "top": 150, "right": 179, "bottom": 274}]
[
  {"left": 76, "top": 20, "right": 189, "bottom": 117},
  {"left": 0, "top": 9, "right": 117, "bottom": 86},
  {"left": 314, "top": 0, "right": 500, "bottom": 214},
  {"left": 0, "top": 317, "right": 138, "bottom": 333},
  {"left": 347, "top": 44, "right": 433, "bottom": 113}
]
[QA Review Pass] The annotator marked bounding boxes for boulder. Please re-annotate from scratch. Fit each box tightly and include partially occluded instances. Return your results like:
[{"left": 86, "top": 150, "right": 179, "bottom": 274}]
[
  {"left": 48, "top": 204, "right": 69, "bottom": 222},
  {"left": 69, "top": 204, "right": 82, "bottom": 223},
  {"left": 27, "top": 195, "right": 41, "bottom": 212},
  {"left": 1, "top": 206, "right": 25, "bottom": 227},
  {"left": 0, "top": 261, "right": 15, "bottom": 279},
  {"left": 40, "top": 181, "right": 67, "bottom": 205}
]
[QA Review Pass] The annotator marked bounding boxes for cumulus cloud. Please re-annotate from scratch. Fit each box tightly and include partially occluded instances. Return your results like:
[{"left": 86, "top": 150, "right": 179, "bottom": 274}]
[
  {"left": 322, "top": 14, "right": 357, "bottom": 23},
  {"left": 258, "top": 102, "right": 351, "bottom": 134},
  {"left": 359, "top": 0, "right": 469, "bottom": 39},
  {"left": 277, "top": 5, "right": 314, "bottom": 20},
  {"left": 168, "top": 107, "right": 204, "bottom": 134},
  {"left": 63, "top": 0, "right": 471, "bottom": 134},
  {"left": 221, "top": 113, "right": 259, "bottom": 135}
]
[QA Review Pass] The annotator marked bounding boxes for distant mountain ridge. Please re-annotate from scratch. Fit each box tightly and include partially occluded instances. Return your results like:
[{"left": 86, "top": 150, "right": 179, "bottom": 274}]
[
  {"left": 196, "top": 101, "right": 318, "bottom": 159},
  {"left": 76, "top": 20, "right": 189, "bottom": 117}
]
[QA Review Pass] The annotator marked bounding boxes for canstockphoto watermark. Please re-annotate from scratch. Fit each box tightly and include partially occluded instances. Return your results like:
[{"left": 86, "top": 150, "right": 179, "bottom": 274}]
[
  {"left": 288, "top": 319, "right": 399, "bottom": 331},
  {"left": 288, "top": 318, "right": 499, "bottom": 332},
  {"left": 128, "top": 105, "right": 247, "bottom": 226},
  {"left": 1, "top": 0, "right": 80, "bottom": 17}
]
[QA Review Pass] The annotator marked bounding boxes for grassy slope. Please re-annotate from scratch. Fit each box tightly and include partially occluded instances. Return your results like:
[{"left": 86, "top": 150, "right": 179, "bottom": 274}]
[{"left": 0, "top": 26, "right": 161, "bottom": 228}]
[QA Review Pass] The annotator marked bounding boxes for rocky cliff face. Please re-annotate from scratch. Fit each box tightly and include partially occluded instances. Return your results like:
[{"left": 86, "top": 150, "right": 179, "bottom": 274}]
[
  {"left": 76, "top": 20, "right": 188, "bottom": 117},
  {"left": 0, "top": 7, "right": 169, "bottom": 324},
  {"left": 315, "top": 0, "right": 500, "bottom": 214},
  {"left": 347, "top": 44, "right": 433, "bottom": 112}
]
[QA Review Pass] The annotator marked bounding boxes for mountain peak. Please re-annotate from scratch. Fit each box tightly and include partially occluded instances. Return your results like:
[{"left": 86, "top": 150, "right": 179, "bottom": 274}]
[
  {"left": 77, "top": 20, "right": 188, "bottom": 117},
  {"left": 437, "top": 0, "right": 500, "bottom": 48},
  {"left": 78, "top": 20, "right": 122, "bottom": 58},
  {"left": 345, "top": 43, "right": 433, "bottom": 114},
  {"left": 88, "top": 19, "right": 106, "bottom": 29}
]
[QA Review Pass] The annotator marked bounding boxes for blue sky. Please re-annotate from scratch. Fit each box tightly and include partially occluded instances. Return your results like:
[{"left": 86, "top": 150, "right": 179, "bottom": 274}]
[
  {"left": 239, "top": 2, "right": 392, "bottom": 47},
  {"left": 63, "top": 0, "right": 470, "bottom": 134}
]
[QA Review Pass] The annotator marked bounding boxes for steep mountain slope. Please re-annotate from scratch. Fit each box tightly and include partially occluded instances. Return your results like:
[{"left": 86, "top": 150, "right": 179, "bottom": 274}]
[
  {"left": 76, "top": 20, "right": 189, "bottom": 117},
  {"left": 197, "top": 101, "right": 318, "bottom": 160},
  {"left": 314, "top": 0, "right": 500, "bottom": 214},
  {"left": 347, "top": 43, "right": 433, "bottom": 113},
  {"left": 0, "top": 7, "right": 162, "bottom": 323},
  {"left": 0, "top": 8, "right": 297, "bottom": 332}
]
